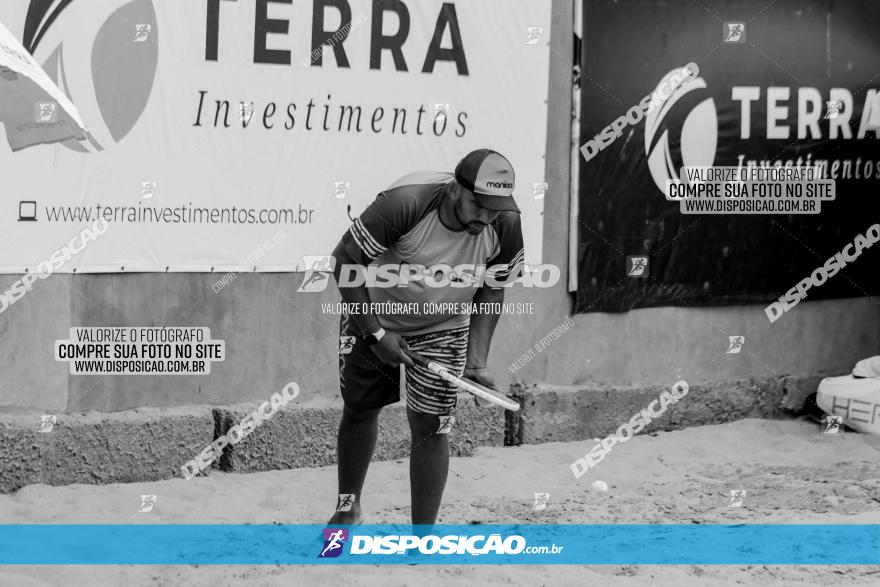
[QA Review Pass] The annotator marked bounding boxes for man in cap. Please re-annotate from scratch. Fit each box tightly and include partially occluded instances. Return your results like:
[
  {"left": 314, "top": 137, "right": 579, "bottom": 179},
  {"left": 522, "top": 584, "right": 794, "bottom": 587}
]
[{"left": 328, "top": 149, "right": 524, "bottom": 525}]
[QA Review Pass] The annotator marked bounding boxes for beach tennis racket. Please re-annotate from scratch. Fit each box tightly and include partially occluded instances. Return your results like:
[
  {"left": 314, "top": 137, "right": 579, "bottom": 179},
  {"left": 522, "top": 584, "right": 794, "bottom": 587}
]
[{"left": 405, "top": 349, "right": 520, "bottom": 412}]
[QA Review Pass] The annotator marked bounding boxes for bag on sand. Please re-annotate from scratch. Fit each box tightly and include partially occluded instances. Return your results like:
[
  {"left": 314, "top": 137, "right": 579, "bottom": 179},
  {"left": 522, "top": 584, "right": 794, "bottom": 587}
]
[{"left": 816, "top": 355, "right": 880, "bottom": 436}]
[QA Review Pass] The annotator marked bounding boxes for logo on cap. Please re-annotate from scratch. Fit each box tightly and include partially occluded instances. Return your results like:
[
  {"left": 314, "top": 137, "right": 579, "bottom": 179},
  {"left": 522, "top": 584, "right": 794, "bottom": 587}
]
[{"left": 455, "top": 149, "right": 520, "bottom": 212}]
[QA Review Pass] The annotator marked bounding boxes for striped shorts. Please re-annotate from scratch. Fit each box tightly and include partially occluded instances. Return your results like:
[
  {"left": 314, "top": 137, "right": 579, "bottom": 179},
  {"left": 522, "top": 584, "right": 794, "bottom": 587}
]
[
  {"left": 402, "top": 327, "right": 469, "bottom": 415},
  {"left": 338, "top": 314, "right": 468, "bottom": 415}
]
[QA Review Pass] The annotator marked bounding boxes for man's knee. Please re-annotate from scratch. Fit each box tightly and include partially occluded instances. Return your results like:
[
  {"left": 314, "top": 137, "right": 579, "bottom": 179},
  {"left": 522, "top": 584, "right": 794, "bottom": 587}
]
[
  {"left": 342, "top": 404, "right": 382, "bottom": 423},
  {"left": 406, "top": 407, "right": 442, "bottom": 434}
]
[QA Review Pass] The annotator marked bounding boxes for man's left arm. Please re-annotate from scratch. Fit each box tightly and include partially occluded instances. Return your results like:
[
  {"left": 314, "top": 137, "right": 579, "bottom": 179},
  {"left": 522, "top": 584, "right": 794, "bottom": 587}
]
[
  {"left": 464, "top": 210, "right": 525, "bottom": 389},
  {"left": 464, "top": 285, "right": 505, "bottom": 388}
]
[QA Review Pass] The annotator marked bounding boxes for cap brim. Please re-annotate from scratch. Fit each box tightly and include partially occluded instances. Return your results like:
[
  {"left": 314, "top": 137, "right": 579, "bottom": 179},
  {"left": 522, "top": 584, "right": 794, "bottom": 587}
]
[{"left": 473, "top": 192, "right": 520, "bottom": 213}]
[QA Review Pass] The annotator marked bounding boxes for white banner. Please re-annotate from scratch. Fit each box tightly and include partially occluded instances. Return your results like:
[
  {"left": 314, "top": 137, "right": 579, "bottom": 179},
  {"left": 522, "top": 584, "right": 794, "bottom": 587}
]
[{"left": 0, "top": 0, "right": 550, "bottom": 272}]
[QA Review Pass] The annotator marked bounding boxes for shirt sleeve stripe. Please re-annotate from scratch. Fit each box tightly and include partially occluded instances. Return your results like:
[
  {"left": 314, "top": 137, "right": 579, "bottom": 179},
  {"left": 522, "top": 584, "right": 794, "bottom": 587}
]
[
  {"left": 348, "top": 224, "right": 379, "bottom": 259},
  {"left": 356, "top": 218, "right": 387, "bottom": 255},
  {"left": 349, "top": 219, "right": 385, "bottom": 259}
]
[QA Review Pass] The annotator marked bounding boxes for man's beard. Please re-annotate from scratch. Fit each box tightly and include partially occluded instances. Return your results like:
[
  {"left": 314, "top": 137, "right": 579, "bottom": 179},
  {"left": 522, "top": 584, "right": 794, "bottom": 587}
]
[{"left": 453, "top": 201, "right": 487, "bottom": 234}]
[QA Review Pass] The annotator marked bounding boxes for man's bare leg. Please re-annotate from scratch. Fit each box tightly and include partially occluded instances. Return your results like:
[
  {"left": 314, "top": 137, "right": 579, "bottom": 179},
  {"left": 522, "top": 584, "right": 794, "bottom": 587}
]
[
  {"left": 328, "top": 405, "right": 382, "bottom": 525},
  {"left": 407, "top": 407, "right": 449, "bottom": 526}
]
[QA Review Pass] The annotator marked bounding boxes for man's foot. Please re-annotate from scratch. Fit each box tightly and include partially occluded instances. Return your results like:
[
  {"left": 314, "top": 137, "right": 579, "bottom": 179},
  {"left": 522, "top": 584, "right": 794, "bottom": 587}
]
[{"left": 327, "top": 502, "right": 363, "bottom": 526}]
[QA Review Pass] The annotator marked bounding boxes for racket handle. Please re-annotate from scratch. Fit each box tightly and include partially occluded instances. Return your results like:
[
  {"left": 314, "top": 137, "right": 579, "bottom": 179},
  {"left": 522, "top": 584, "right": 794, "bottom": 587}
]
[
  {"left": 404, "top": 350, "right": 450, "bottom": 380},
  {"left": 404, "top": 348, "right": 430, "bottom": 368}
]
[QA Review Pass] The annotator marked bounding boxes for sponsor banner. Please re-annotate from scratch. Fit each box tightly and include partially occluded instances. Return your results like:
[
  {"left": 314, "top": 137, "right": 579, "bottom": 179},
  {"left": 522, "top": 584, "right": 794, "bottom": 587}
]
[
  {"left": 0, "top": 524, "right": 878, "bottom": 564},
  {"left": 0, "top": 0, "right": 550, "bottom": 272},
  {"left": 575, "top": 0, "right": 880, "bottom": 312}
]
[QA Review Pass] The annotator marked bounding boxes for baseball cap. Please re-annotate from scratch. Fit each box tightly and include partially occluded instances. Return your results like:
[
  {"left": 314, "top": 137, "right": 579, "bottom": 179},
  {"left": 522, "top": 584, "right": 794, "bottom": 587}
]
[{"left": 454, "top": 149, "right": 520, "bottom": 212}]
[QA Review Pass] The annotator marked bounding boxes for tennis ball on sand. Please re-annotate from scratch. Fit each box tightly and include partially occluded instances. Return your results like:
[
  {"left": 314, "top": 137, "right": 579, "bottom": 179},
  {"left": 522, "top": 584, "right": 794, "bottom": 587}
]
[{"left": 591, "top": 480, "right": 609, "bottom": 492}]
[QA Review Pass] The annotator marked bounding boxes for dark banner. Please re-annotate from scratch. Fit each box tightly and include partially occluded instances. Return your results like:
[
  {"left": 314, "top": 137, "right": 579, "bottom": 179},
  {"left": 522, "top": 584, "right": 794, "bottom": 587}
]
[{"left": 575, "top": 0, "right": 880, "bottom": 313}]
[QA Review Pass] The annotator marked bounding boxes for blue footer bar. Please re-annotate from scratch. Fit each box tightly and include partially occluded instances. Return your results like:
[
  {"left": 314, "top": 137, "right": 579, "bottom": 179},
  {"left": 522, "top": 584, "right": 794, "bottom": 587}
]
[{"left": 0, "top": 524, "right": 878, "bottom": 565}]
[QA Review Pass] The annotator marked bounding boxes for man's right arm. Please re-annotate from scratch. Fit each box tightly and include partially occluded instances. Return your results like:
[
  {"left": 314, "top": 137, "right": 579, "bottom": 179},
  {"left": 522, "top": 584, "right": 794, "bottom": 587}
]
[{"left": 331, "top": 240, "right": 413, "bottom": 367}]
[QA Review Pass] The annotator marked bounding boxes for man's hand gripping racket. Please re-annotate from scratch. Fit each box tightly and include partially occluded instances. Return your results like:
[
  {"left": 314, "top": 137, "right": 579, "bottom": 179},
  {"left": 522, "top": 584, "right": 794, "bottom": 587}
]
[{"left": 404, "top": 349, "right": 520, "bottom": 412}]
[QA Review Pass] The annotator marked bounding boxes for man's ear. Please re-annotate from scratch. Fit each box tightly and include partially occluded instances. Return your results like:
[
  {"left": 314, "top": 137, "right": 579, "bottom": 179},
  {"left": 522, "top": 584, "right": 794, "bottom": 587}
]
[{"left": 448, "top": 181, "right": 462, "bottom": 203}]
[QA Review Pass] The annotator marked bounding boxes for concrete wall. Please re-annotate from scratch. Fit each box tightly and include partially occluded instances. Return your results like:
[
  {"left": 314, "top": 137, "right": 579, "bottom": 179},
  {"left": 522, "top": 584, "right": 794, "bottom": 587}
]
[{"left": 1, "top": 0, "right": 878, "bottom": 414}]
